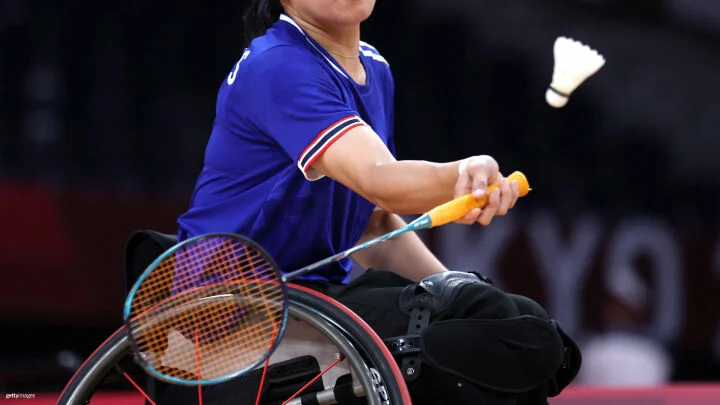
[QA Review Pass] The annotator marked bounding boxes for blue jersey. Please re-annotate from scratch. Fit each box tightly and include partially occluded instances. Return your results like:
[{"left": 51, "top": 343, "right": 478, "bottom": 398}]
[{"left": 177, "top": 14, "right": 395, "bottom": 284}]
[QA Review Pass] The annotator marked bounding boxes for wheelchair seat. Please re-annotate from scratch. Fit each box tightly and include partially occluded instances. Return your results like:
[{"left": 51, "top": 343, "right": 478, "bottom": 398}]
[{"left": 124, "top": 229, "right": 178, "bottom": 294}]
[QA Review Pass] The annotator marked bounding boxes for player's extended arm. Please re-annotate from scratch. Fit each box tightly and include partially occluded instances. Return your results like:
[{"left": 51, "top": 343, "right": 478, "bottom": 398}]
[
  {"left": 312, "top": 126, "right": 461, "bottom": 214},
  {"left": 352, "top": 208, "right": 448, "bottom": 281}
]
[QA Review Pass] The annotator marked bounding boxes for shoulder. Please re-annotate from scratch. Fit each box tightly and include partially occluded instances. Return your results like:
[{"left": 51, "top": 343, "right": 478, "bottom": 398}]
[
  {"left": 247, "top": 47, "right": 348, "bottom": 100},
  {"left": 228, "top": 44, "right": 338, "bottom": 101},
  {"left": 225, "top": 45, "right": 343, "bottom": 118},
  {"left": 245, "top": 45, "right": 329, "bottom": 79}
]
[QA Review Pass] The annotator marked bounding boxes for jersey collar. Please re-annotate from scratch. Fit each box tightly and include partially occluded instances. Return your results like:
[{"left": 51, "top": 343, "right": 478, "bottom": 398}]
[{"left": 278, "top": 14, "right": 350, "bottom": 80}]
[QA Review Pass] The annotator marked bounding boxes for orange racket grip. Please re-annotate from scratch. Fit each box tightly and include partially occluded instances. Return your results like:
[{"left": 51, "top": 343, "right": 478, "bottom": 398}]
[{"left": 427, "top": 171, "right": 530, "bottom": 228}]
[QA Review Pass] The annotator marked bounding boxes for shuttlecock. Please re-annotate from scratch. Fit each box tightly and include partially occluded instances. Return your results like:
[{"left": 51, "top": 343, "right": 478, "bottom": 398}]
[{"left": 546, "top": 36, "right": 605, "bottom": 108}]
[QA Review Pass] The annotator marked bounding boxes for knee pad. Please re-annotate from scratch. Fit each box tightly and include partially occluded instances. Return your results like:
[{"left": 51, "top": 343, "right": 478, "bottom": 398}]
[
  {"left": 509, "top": 294, "right": 550, "bottom": 320},
  {"left": 397, "top": 270, "right": 494, "bottom": 315},
  {"left": 504, "top": 295, "right": 583, "bottom": 396},
  {"left": 387, "top": 271, "right": 493, "bottom": 381}
]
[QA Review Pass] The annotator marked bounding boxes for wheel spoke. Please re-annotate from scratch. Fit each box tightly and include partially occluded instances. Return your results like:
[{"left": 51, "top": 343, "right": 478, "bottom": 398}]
[{"left": 114, "top": 364, "right": 157, "bottom": 405}]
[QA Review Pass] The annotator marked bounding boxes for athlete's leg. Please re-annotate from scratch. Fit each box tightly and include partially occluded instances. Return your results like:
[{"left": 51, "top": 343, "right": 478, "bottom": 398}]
[{"left": 330, "top": 270, "right": 579, "bottom": 405}]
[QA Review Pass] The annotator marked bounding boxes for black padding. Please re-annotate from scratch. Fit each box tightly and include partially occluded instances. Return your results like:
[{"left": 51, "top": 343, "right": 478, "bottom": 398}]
[
  {"left": 263, "top": 356, "right": 324, "bottom": 403},
  {"left": 124, "top": 230, "right": 178, "bottom": 293},
  {"left": 333, "top": 374, "right": 362, "bottom": 404},
  {"left": 123, "top": 230, "right": 179, "bottom": 354},
  {"left": 421, "top": 316, "right": 563, "bottom": 394},
  {"left": 300, "top": 392, "right": 320, "bottom": 405},
  {"left": 405, "top": 365, "right": 518, "bottom": 405},
  {"left": 547, "top": 320, "right": 582, "bottom": 397}
]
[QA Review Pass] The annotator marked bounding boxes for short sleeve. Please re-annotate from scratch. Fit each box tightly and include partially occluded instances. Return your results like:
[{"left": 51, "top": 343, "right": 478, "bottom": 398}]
[{"left": 245, "top": 46, "right": 368, "bottom": 180}]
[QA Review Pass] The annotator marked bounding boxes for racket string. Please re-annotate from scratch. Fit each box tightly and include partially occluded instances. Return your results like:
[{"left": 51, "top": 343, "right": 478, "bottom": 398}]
[{"left": 127, "top": 235, "right": 286, "bottom": 381}]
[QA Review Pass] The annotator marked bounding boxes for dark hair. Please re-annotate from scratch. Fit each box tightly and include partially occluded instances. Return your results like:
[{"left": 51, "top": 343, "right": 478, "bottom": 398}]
[{"left": 243, "top": 0, "right": 284, "bottom": 48}]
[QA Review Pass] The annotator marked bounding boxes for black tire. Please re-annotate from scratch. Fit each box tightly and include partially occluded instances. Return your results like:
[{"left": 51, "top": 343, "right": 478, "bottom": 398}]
[
  {"left": 57, "top": 326, "right": 131, "bottom": 404},
  {"left": 58, "top": 285, "right": 411, "bottom": 404}
]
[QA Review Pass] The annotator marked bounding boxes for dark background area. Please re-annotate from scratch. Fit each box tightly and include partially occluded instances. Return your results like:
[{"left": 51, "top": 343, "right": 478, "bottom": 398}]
[{"left": 2, "top": 0, "right": 720, "bottom": 393}]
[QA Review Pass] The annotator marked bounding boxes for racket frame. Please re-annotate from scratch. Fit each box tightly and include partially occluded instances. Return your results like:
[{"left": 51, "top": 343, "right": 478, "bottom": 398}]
[{"left": 123, "top": 233, "right": 289, "bottom": 386}]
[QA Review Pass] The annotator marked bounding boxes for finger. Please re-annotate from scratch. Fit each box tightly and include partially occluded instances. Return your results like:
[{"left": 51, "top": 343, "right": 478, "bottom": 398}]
[
  {"left": 471, "top": 170, "right": 488, "bottom": 199},
  {"left": 454, "top": 208, "right": 482, "bottom": 225},
  {"left": 454, "top": 165, "right": 473, "bottom": 199},
  {"left": 477, "top": 188, "right": 500, "bottom": 226},
  {"left": 508, "top": 180, "right": 520, "bottom": 209},
  {"left": 466, "top": 157, "right": 497, "bottom": 199},
  {"left": 496, "top": 179, "right": 512, "bottom": 216}
]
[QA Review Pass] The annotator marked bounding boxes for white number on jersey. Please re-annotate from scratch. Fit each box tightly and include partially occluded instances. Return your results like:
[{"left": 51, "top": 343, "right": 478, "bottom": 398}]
[{"left": 227, "top": 49, "right": 251, "bottom": 85}]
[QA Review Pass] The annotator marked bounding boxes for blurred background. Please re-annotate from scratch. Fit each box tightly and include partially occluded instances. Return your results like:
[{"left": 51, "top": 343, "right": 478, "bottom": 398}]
[{"left": 2, "top": 0, "right": 720, "bottom": 402}]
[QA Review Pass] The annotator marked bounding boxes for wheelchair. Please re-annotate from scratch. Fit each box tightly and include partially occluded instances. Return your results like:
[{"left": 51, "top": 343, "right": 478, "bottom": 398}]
[{"left": 57, "top": 230, "right": 412, "bottom": 405}]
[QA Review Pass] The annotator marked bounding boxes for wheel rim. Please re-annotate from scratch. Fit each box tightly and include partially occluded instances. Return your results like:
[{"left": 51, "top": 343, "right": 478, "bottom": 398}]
[{"left": 60, "top": 291, "right": 408, "bottom": 404}]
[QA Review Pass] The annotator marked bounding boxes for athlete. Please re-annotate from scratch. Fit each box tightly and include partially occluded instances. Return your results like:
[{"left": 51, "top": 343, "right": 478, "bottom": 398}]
[{"left": 174, "top": 0, "right": 582, "bottom": 403}]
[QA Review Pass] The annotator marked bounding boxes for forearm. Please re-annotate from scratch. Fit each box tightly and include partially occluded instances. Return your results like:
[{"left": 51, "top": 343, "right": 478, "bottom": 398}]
[
  {"left": 365, "top": 160, "right": 461, "bottom": 215},
  {"left": 353, "top": 209, "right": 448, "bottom": 282}
]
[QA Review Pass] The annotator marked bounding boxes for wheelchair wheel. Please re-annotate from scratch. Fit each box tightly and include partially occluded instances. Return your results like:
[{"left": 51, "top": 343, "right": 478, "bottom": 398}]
[{"left": 58, "top": 284, "right": 412, "bottom": 404}]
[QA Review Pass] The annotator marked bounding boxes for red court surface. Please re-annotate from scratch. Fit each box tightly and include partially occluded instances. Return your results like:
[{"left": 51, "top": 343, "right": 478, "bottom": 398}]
[{"left": 7, "top": 385, "right": 720, "bottom": 404}]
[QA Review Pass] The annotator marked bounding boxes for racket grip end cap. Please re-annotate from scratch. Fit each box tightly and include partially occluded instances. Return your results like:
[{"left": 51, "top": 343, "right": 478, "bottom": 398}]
[{"left": 510, "top": 171, "right": 531, "bottom": 197}]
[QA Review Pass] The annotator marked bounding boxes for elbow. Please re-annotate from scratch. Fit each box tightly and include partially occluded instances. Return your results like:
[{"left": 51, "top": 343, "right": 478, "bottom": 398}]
[
  {"left": 363, "top": 186, "right": 408, "bottom": 215},
  {"left": 360, "top": 185, "right": 391, "bottom": 212},
  {"left": 358, "top": 172, "right": 398, "bottom": 214},
  {"left": 369, "top": 192, "right": 426, "bottom": 216},
  {"left": 372, "top": 196, "right": 399, "bottom": 214},
  {"left": 358, "top": 163, "right": 415, "bottom": 215},
  {"left": 374, "top": 198, "right": 415, "bottom": 215}
]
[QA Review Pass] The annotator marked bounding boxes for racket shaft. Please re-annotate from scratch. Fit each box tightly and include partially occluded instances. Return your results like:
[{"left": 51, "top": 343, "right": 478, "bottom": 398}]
[{"left": 282, "top": 217, "right": 430, "bottom": 281}]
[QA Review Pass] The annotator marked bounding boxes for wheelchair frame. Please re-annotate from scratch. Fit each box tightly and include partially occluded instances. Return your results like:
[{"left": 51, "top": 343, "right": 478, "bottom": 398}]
[{"left": 57, "top": 231, "right": 412, "bottom": 404}]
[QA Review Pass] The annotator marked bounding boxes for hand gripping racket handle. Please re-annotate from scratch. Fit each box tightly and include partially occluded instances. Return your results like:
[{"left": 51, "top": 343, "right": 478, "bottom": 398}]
[{"left": 426, "top": 171, "right": 530, "bottom": 228}]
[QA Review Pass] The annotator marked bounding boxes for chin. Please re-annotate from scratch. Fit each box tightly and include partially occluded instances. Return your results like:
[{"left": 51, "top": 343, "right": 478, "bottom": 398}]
[{"left": 336, "top": 0, "right": 375, "bottom": 23}]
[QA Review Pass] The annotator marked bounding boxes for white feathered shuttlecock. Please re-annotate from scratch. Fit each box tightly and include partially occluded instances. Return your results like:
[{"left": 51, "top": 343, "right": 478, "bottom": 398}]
[{"left": 546, "top": 36, "right": 605, "bottom": 108}]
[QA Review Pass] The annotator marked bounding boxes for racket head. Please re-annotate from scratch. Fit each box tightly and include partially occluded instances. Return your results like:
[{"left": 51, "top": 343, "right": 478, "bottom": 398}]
[{"left": 123, "top": 233, "right": 288, "bottom": 386}]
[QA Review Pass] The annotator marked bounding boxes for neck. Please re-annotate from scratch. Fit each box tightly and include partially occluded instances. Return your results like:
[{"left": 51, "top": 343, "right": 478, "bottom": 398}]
[{"left": 284, "top": 10, "right": 361, "bottom": 58}]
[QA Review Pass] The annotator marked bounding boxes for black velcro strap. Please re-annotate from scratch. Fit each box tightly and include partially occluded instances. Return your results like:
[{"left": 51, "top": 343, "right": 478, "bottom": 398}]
[
  {"left": 382, "top": 335, "right": 423, "bottom": 356},
  {"left": 399, "top": 307, "right": 430, "bottom": 382}
]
